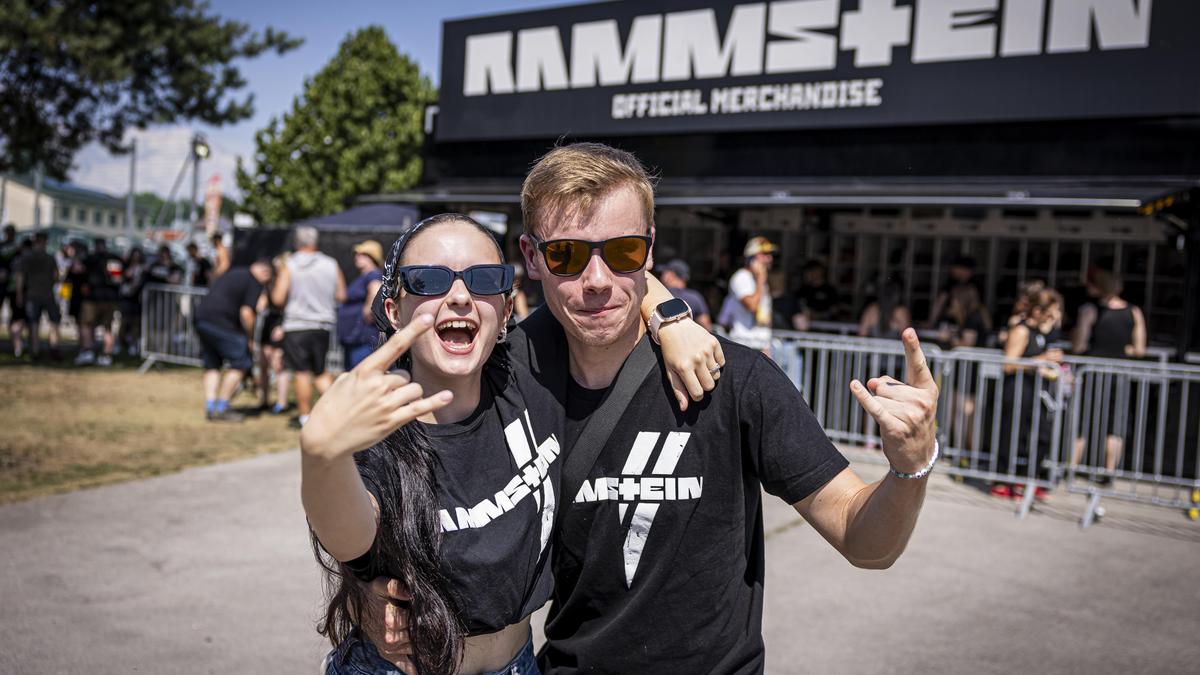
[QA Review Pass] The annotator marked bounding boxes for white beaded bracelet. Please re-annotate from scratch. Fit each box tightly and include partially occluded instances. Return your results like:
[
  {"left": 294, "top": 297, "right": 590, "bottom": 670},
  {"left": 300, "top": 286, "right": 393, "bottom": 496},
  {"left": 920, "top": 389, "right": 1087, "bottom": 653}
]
[{"left": 889, "top": 440, "right": 940, "bottom": 480}]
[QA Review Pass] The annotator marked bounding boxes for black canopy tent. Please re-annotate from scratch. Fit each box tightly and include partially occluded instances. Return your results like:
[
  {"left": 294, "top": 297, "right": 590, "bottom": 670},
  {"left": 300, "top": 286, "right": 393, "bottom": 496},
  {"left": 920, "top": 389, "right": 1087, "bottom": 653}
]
[{"left": 232, "top": 204, "right": 421, "bottom": 275}]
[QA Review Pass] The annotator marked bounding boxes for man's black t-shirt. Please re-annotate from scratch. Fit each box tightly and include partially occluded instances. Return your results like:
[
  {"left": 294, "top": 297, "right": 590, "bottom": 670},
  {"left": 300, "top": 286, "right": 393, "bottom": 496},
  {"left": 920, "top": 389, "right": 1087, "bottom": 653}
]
[
  {"left": 194, "top": 267, "right": 262, "bottom": 335},
  {"left": 511, "top": 309, "right": 849, "bottom": 674},
  {"left": 356, "top": 346, "right": 565, "bottom": 636},
  {"left": 84, "top": 252, "right": 122, "bottom": 302},
  {"left": 146, "top": 259, "right": 182, "bottom": 286}
]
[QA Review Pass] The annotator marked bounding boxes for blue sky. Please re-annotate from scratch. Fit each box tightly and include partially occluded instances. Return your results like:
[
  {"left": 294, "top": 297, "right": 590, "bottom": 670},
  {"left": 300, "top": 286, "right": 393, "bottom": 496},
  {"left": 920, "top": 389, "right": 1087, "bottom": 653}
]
[{"left": 71, "top": 0, "right": 573, "bottom": 200}]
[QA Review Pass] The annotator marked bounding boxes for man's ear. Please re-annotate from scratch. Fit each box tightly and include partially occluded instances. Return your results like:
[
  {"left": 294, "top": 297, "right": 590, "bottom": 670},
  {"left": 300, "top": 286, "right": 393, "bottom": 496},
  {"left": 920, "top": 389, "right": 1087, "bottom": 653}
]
[
  {"left": 519, "top": 235, "right": 543, "bottom": 281},
  {"left": 646, "top": 224, "right": 656, "bottom": 271}
]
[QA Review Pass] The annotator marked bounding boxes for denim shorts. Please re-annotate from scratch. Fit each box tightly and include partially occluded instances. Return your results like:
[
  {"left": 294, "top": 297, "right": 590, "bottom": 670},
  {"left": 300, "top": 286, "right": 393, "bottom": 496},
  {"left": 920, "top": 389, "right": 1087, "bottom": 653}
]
[
  {"left": 195, "top": 320, "right": 252, "bottom": 371},
  {"left": 323, "top": 631, "right": 539, "bottom": 675}
]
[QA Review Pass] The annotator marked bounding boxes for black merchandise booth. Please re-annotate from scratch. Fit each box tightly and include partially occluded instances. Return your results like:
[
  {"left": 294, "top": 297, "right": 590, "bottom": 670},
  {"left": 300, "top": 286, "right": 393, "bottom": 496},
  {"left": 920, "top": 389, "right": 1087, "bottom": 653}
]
[{"left": 361, "top": 0, "right": 1200, "bottom": 355}]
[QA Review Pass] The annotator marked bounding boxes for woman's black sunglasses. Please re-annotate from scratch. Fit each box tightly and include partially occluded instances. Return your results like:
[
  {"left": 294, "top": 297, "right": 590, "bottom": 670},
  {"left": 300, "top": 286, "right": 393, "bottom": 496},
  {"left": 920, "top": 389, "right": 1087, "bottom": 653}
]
[
  {"left": 532, "top": 235, "right": 652, "bottom": 277},
  {"left": 397, "top": 264, "right": 515, "bottom": 296}
]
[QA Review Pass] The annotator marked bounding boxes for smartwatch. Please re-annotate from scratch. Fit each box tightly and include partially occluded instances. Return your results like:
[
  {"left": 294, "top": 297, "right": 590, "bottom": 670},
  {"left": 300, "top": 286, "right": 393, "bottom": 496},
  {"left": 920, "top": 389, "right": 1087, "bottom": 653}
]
[{"left": 649, "top": 297, "right": 693, "bottom": 344}]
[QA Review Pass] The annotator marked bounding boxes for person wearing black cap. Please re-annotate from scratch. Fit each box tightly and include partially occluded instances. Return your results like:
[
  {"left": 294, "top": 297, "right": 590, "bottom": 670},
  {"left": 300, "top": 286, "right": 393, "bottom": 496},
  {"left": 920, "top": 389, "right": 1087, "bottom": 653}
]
[{"left": 659, "top": 259, "right": 711, "bottom": 330}]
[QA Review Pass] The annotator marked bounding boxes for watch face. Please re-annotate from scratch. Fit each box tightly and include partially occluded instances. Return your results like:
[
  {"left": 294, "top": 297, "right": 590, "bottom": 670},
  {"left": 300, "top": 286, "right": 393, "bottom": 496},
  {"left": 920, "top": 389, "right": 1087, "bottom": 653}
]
[{"left": 658, "top": 297, "right": 690, "bottom": 319}]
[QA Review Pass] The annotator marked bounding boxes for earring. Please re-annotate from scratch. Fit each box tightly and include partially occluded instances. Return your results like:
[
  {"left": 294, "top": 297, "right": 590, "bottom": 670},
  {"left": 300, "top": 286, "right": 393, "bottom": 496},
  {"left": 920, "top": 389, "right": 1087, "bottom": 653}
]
[{"left": 497, "top": 326, "right": 507, "bottom": 343}]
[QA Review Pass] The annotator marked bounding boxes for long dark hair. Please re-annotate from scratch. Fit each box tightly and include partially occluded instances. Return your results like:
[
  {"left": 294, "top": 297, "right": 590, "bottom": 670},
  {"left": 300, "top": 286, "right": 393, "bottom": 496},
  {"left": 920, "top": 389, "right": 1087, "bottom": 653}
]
[{"left": 313, "top": 213, "right": 507, "bottom": 674}]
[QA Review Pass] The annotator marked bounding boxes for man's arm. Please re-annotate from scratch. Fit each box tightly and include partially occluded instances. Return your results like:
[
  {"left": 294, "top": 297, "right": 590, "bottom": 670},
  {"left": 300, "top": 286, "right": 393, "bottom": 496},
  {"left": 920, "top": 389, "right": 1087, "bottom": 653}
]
[
  {"left": 335, "top": 268, "right": 348, "bottom": 304},
  {"left": 270, "top": 265, "right": 290, "bottom": 307},
  {"left": 794, "top": 329, "right": 938, "bottom": 569}
]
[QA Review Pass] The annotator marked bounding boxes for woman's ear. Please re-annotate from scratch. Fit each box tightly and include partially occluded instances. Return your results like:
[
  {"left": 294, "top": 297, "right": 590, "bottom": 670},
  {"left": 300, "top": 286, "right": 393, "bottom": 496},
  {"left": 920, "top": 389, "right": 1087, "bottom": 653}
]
[
  {"left": 384, "top": 296, "right": 402, "bottom": 330},
  {"left": 503, "top": 294, "right": 515, "bottom": 326}
]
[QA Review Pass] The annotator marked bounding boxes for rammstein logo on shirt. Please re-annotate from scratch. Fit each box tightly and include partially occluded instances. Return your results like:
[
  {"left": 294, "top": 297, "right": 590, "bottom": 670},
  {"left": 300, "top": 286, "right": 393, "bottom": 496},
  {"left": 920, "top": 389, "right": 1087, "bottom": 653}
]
[
  {"left": 439, "top": 410, "right": 559, "bottom": 555},
  {"left": 573, "top": 431, "right": 703, "bottom": 587}
]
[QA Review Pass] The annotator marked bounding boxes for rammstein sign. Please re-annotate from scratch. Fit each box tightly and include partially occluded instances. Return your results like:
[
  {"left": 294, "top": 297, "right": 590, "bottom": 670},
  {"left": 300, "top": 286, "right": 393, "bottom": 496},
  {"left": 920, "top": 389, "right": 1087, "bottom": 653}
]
[{"left": 437, "top": 0, "right": 1199, "bottom": 141}]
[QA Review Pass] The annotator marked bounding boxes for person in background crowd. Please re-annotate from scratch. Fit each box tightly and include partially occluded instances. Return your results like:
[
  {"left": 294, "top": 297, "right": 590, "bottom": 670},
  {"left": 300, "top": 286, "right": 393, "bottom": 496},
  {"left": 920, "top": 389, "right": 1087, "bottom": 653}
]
[
  {"left": 337, "top": 240, "right": 384, "bottom": 370},
  {"left": 719, "top": 236, "right": 776, "bottom": 349},
  {"left": 54, "top": 242, "right": 72, "bottom": 321},
  {"left": 145, "top": 245, "right": 182, "bottom": 286},
  {"left": 1071, "top": 269, "right": 1146, "bottom": 485},
  {"left": 511, "top": 262, "right": 531, "bottom": 320},
  {"left": 118, "top": 247, "right": 147, "bottom": 357},
  {"left": 211, "top": 233, "right": 232, "bottom": 280},
  {"left": 273, "top": 226, "right": 346, "bottom": 428},
  {"left": 185, "top": 242, "right": 214, "bottom": 287},
  {"left": 928, "top": 255, "right": 979, "bottom": 326},
  {"left": 793, "top": 260, "right": 841, "bottom": 325},
  {"left": 194, "top": 259, "right": 274, "bottom": 422},
  {"left": 994, "top": 287, "right": 1065, "bottom": 499},
  {"left": 14, "top": 232, "right": 62, "bottom": 361},
  {"left": 65, "top": 241, "right": 89, "bottom": 332},
  {"left": 257, "top": 255, "right": 291, "bottom": 415},
  {"left": 858, "top": 274, "right": 911, "bottom": 339},
  {"left": 6, "top": 238, "right": 32, "bottom": 357},
  {"left": 660, "top": 258, "right": 711, "bottom": 329},
  {"left": 75, "top": 238, "right": 122, "bottom": 367},
  {"left": 0, "top": 225, "right": 19, "bottom": 342},
  {"left": 937, "top": 284, "right": 992, "bottom": 348}
]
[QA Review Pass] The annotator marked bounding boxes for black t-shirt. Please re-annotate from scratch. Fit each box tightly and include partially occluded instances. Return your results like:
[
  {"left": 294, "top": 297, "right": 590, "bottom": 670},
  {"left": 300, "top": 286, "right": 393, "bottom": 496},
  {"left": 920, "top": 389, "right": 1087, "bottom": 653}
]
[
  {"left": 145, "top": 259, "right": 182, "bottom": 286},
  {"left": 357, "top": 347, "right": 565, "bottom": 637},
  {"left": 84, "top": 252, "right": 122, "bottom": 302},
  {"left": 194, "top": 267, "right": 262, "bottom": 335},
  {"left": 511, "top": 309, "right": 849, "bottom": 674}
]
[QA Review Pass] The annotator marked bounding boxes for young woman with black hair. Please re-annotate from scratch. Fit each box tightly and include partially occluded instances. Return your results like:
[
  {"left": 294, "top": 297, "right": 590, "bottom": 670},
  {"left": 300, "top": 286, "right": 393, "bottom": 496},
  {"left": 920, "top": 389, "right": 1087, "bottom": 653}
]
[{"left": 301, "top": 214, "right": 721, "bottom": 675}]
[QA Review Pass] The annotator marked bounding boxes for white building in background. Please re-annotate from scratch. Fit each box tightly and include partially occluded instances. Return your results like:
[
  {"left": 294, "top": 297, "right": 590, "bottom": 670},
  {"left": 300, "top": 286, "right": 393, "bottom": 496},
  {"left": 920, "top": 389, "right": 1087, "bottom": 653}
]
[{"left": 0, "top": 173, "right": 149, "bottom": 235}]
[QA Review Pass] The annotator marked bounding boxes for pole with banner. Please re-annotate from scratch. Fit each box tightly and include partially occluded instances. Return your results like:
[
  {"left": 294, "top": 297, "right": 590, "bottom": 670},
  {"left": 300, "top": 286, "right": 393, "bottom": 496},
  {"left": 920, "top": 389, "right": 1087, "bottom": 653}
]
[{"left": 204, "top": 174, "right": 222, "bottom": 239}]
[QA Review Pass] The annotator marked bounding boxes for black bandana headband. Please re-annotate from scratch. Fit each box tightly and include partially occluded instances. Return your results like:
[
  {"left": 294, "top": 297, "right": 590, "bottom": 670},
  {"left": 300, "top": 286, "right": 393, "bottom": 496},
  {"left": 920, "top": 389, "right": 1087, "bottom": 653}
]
[{"left": 369, "top": 213, "right": 504, "bottom": 341}]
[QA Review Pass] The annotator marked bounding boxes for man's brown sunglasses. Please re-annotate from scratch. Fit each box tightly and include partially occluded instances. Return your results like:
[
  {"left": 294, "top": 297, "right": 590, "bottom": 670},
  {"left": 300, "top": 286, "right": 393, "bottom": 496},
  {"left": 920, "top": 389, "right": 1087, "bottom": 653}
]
[{"left": 532, "top": 235, "right": 652, "bottom": 277}]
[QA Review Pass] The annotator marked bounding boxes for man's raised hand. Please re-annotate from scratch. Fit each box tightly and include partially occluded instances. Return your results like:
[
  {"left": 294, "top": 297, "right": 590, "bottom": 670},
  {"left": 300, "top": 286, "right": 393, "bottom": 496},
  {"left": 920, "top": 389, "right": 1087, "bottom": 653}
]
[
  {"left": 300, "top": 315, "right": 453, "bottom": 462},
  {"left": 849, "top": 328, "right": 939, "bottom": 475}
]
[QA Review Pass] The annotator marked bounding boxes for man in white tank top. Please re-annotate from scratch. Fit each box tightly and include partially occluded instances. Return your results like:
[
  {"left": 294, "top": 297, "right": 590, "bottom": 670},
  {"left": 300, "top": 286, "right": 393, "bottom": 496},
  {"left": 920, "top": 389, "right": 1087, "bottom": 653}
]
[{"left": 271, "top": 226, "right": 346, "bottom": 427}]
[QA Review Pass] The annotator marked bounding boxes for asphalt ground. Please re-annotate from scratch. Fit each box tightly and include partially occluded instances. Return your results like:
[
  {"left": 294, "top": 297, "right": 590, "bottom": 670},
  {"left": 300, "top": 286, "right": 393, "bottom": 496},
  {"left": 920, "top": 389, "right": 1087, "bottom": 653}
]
[{"left": 1, "top": 448, "right": 1197, "bottom": 675}]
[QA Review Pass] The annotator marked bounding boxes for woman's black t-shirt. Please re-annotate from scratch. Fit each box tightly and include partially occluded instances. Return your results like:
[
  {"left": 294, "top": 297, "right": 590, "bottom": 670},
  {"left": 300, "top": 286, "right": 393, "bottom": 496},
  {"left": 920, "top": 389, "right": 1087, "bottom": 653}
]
[{"left": 357, "top": 358, "right": 563, "bottom": 636}]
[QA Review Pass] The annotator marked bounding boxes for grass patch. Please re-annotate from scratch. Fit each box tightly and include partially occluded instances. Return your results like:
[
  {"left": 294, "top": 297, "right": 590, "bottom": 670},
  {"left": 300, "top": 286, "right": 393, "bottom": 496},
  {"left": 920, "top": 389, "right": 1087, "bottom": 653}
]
[{"left": 0, "top": 362, "right": 298, "bottom": 504}]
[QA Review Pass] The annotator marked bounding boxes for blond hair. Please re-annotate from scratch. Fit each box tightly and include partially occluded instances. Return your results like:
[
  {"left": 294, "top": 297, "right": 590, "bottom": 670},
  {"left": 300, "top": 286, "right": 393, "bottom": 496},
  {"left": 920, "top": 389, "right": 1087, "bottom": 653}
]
[{"left": 521, "top": 142, "right": 656, "bottom": 238}]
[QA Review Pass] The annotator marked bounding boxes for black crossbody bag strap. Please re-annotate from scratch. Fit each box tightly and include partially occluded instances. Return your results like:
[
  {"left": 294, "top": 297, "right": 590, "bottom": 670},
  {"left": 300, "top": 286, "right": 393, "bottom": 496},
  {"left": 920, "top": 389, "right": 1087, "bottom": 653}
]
[{"left": 560, "top": 336, "right": 657, "bottom": 511}]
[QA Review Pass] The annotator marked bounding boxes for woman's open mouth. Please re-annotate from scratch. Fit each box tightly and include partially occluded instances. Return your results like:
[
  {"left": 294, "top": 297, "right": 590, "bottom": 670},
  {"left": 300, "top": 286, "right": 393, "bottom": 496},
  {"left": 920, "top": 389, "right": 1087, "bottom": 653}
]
[{"left": 435, "top": 318, "right": 479, "bottom": 355}]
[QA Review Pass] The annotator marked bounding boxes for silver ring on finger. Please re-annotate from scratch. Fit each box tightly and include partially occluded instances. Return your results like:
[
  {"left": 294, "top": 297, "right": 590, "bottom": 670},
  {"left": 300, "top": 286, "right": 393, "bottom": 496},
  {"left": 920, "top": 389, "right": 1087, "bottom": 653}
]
[{"left": 709, "top": 366, "right": 721, "bottom": 375}]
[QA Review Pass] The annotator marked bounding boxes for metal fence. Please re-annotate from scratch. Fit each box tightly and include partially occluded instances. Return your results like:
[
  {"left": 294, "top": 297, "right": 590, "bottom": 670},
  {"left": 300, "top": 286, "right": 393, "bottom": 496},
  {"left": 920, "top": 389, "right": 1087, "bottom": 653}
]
[
  {"left": 138, "top": 283, "right": 344, "bottom": 375},
  {"left": 766, "top": 330, "right": 1200, "bottom": 526},
  {"left": 140, "top": 284, "right": 207, "bottom": 371}
]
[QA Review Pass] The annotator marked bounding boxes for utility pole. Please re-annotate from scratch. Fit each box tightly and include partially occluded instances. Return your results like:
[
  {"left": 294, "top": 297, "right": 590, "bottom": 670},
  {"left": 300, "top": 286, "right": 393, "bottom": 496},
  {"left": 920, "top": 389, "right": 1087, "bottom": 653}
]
[
  {"left": 32, "top": 166, "right": 43, "bottom": 230},
  {"left": 189, "top": 133, "right": 209, "bottom": 227},
  {"left": 126, "top": 138, "right": 137, "bottom": 239},
  {"left": 0, "top": 175, "right": 7, "bottom": 224}
]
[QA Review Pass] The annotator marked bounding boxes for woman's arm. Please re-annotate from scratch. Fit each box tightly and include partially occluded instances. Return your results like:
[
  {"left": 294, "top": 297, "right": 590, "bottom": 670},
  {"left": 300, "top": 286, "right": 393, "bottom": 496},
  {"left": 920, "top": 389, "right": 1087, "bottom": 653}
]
[
  {"left": 362, "top": 279, "right": 382, "bottom": 323},
  {"left": 300, "top": 318, "right": 452, "bottom": 561},
  {"left": 641, "top": 271, "right": 726, "bottom": 411},
  {"left": 1128, "top": 307, "right": 1147, "bottom": 358},
  {"left": 1003, "top": 324, "right": 1030, "bottom": 375}
]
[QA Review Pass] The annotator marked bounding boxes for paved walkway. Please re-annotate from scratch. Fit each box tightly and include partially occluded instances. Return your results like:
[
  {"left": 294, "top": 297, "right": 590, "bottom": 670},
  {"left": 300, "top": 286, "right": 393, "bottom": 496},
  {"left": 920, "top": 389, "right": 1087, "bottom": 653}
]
[{"left": 1, "top": 449, "right": 1197, "bottom": 674}]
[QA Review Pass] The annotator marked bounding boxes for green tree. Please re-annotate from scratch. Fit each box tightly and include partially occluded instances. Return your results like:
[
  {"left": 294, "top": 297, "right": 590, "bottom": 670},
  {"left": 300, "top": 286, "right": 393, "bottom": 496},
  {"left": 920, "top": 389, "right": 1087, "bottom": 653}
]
[
  {"left": 236, "top": 26, "right": 435, "bottom": 225},
  {"left": 0, "top": 0, "right": 301, "bottom": 178}
]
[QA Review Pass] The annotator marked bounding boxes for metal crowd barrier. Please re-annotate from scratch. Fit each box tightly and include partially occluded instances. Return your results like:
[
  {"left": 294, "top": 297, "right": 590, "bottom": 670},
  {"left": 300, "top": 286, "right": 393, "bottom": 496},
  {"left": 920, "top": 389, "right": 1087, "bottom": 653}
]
[
  {"left": 139, "top": 283, "right": 207, "bottom": 371},
  {"left": 1059, "top": 356, "right": 1200, "bottom": 527},
  {"left": 767, "top": 330, "right": 1199, "bottom": 526},
  {"left": 138, "top": 283, "right": 345, "bottom": 375}
]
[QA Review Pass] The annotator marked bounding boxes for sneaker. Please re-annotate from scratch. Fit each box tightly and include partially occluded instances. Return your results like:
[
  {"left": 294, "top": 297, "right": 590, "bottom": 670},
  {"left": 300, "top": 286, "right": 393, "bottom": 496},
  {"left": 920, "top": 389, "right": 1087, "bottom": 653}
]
[
  {"left": 1035, "top": 487, "right": 1051, "bottom": 500},
  {"left": 207, "top": 409, "right": 245, "bottom": 423},
  {"left": 74, "top": 350, "right": 96, "bottom": 366},
  {"left": 989, "top": 484, "right": 1013, "bottom": 499},
  {"left": 96, "top": 354, "right": 113, "bottom": 367},
  {"left": 287, "top": 416, "right": 303, "bottom": 429},
  {"left": 271, "top": 403, "right": 293, "bottom": 415}
]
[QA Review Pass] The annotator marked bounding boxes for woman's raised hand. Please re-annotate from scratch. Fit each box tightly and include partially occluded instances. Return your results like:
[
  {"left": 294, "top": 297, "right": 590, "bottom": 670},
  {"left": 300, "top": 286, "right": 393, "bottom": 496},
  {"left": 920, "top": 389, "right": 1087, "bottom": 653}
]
[
  {"left": 658, "top": 319, "right": 726, "bottom": 412},
  {"left": 300, "top": 315, "right": 453, "bottom": 462}
]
